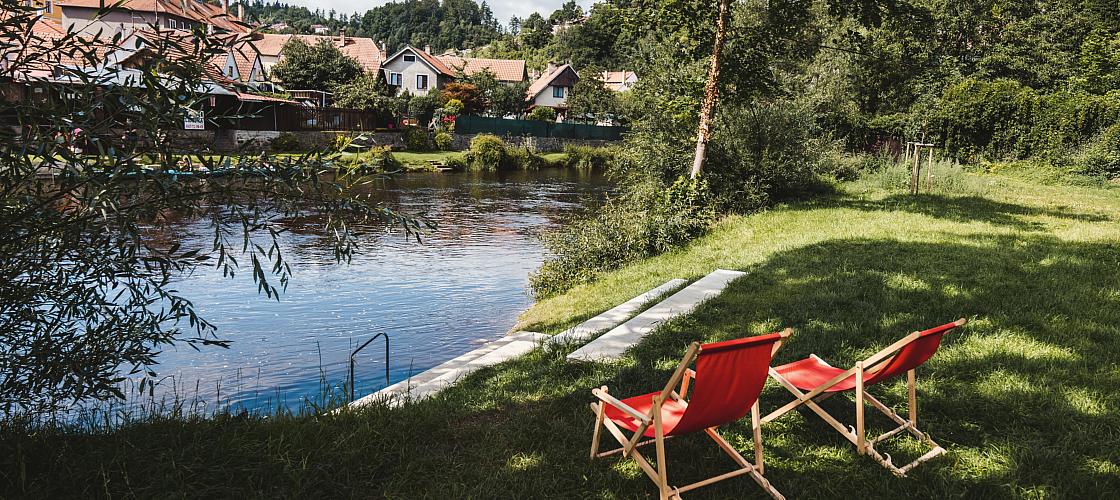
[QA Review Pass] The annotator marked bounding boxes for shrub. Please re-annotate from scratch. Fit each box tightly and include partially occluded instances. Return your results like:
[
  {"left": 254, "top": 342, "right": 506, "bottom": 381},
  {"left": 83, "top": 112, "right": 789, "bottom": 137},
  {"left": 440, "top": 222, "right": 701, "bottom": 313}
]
[
  {"left": 434, "top": 132, "right": 454, "bottom": 151},
  {"left": 443, "top": 99, "right": 465, "bottom": 116},
  {"left": 530, "top": 175, "right": 714, "bottom": 297},
  {"left": 562, "top": 145, "right": 615, "bottom": 169},
  {"left": 466, "top": 134, "right": 507, "bottom": 170},
  {"left": 933, "top": 78, "right": 1120, "bottom": 162},
  {"left": 506, "top": 147, "right": 546, "bottom": 170},
  {"left": 706, "top": 99, "right": 828, "bottom": 213},
  {"left": 366, "top": 145, "right": 403, "bottom": 171},
  {"left": 269, "top": 132, "right": 302, "bottom": 152},
  {"left": 1070, "top": 123, "right": 1120, "bottom": 179},
  {"left": 403, "top": 127, "right": 432, "bottom": 151},
  {"left": 527, "top": 107, "right": 557, "bottom": 122}
]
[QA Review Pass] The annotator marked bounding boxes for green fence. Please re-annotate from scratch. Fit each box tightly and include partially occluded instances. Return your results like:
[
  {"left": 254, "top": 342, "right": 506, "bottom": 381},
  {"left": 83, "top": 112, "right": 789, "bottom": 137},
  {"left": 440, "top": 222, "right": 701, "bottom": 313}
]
[{"left": 455, "top": 115, "right": 624, "bottom": 140}]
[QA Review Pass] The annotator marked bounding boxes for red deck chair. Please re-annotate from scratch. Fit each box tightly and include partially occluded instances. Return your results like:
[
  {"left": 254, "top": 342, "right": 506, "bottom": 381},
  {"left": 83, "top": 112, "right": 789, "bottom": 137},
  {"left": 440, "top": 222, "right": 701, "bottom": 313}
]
[
  {"left": 762, "top": 319, "right": 966, "bottom": 476},
  {"left": 589, "top": 329, "right": 791, "bottom": 500}
]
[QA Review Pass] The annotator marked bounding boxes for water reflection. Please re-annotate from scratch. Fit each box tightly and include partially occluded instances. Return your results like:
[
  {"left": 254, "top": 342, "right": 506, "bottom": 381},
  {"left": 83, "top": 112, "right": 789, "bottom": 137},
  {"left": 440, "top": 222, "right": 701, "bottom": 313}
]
[{"left": 143, "top": 169, "right": 610, "bottom": 411}]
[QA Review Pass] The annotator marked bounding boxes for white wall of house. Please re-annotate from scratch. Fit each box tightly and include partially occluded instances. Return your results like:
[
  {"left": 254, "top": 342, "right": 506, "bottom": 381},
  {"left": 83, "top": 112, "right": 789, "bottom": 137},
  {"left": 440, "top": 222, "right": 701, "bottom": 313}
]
[
  {"left": 380, "top": 49, "right": 440, "bottom": 96},
  {"left": 532, "top": 84, "right": 570, "bottom": 108},
  {"left": 260, "top": 54, "right": 280, "bottom": 74}
]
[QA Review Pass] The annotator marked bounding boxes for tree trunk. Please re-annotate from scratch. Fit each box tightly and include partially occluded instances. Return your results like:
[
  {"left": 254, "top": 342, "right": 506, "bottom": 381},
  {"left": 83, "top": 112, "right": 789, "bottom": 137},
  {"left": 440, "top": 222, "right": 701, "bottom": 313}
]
[{"left": 689, "top": 0, "right": 730, "bottom": 179}]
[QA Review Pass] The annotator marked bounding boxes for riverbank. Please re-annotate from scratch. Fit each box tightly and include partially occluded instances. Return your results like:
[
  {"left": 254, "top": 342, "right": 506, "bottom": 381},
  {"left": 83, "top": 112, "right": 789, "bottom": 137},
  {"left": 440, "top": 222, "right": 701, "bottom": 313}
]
[{"left": 3, "top": 168, "right": 1118, "bottom": 497}]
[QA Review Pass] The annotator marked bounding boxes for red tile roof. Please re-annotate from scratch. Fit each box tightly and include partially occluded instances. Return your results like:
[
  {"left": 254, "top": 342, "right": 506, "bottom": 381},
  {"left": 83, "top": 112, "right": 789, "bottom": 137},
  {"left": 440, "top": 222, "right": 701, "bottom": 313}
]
[
  {"left": 527, "top": 64, "right": 576, "bottom": 99},
  {"left": 435, "top": 55, "right": 525, "bottom": 82},
  {"left": 255, "top": 33, "right": 383, "bottom": 73}
]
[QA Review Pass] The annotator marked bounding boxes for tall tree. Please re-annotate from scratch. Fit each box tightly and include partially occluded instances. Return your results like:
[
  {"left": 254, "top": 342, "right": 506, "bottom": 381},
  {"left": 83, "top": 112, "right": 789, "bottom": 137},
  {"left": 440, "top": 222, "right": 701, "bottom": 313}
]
[
  {"left": 689, "top": 0, "right": 729, "bottom": 178},
  {"left": 270, "top": 38, "right": 362, "bottom": 90}
]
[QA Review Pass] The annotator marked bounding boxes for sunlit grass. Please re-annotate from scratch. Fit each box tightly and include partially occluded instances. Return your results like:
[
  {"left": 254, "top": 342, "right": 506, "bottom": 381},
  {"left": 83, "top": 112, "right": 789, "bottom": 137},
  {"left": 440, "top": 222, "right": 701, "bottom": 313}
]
[{"left": 1, "top": 168, "right": 1117, "bottom": 497}]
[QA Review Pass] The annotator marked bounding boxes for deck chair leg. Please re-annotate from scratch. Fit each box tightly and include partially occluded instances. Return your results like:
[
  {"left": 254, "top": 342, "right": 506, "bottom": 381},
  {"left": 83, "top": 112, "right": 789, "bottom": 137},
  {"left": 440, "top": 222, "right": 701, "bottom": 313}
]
[
  {"left": 861, "top": 391, "right": 946, "bottom": 477},
  {"left": 855, "top": 362, "right": 866, "bottom": 454},
  {"left": 595, "top": 410, "right": 662, "bottom": 484},
  {"left": 701, "top": 428, "right": 784, "bottom": 500},
  {"left": 907, "top": 370, "right": 917, "bottom": 426},
  {"left": 591, "top": 395, "right": 607, "bottom": 460},
  {"left": 751, "top": 401, "right": 764, "bottom": 475},
  {"left": 653, "top": 396, "right": 670, "bottom": 500},
  {"left": 765, "top": 369, "right": 859, "bottom": 446}
]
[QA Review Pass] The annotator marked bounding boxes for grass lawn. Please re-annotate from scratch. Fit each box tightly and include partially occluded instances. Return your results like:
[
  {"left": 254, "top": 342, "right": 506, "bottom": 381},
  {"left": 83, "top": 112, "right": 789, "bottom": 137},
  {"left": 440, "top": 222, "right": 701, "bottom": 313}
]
[{"left": 2, "top": 168, "right": 1118, "bottom": 498}]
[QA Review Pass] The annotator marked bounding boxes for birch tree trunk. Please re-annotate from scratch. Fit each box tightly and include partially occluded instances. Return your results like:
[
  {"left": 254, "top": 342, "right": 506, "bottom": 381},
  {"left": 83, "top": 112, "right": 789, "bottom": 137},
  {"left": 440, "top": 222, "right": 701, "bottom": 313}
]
[{"left": 689, "top": 0, "right": 730, "bottom": 179}]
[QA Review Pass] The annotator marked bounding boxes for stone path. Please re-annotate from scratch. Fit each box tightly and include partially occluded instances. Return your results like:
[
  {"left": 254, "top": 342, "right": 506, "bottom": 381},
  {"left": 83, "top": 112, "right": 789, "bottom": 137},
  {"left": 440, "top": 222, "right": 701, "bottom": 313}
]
[{"left": 545, "top": 278, "right": 687, "bottom": 347}]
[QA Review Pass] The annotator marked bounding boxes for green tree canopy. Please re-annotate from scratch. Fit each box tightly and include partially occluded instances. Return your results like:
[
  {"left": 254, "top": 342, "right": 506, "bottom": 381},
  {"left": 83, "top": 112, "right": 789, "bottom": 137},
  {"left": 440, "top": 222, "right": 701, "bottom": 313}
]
[{"left": 270, "top": 38, "right": 362, "bottom": 91}]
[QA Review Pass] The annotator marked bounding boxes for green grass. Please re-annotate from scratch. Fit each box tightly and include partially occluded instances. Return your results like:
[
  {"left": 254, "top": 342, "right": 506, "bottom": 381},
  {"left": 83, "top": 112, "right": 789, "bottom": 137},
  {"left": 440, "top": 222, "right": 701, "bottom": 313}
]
[
  {"left": 391, "top": 151, "right": 465, "bottom": 170},
  {"left": 2, "top": 170, "right": 1118, "bottom": 498}
]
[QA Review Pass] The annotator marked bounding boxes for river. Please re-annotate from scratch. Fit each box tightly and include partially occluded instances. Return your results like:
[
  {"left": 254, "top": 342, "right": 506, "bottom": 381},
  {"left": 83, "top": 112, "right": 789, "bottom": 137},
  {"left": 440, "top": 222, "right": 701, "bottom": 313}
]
[{"left": 134, "top": 168, "right": 611, "bottom": 413}]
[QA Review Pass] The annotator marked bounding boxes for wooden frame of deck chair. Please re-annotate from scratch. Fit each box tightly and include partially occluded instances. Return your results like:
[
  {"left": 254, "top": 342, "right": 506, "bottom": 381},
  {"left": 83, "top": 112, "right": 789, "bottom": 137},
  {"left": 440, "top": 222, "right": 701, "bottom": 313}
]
[
  {"left": 589, "top": 329, "right": 792, "bottom": 500},
  {"left": 762, "top": 319, "right": 967, "bottom": 477}
]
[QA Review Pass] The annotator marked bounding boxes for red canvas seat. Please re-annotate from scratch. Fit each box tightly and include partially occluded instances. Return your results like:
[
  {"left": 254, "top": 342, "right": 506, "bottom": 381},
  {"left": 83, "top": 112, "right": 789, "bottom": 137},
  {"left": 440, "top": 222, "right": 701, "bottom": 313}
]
[
  {"left": 763, "top": 319, "right": 966, "bottom": 477},
  {"left": 589, "top": 330, "right": 791, "bottom": 500}
]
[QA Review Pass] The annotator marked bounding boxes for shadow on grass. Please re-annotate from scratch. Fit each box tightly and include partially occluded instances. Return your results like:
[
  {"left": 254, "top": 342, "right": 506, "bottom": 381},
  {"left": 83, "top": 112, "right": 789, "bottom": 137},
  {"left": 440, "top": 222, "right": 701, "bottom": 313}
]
[
  {"left": 2, "top": 236, "right": 1118, "bottom": 496},
  {"left": 832, "top": 193, "right": 1112, "bottom": 230}
]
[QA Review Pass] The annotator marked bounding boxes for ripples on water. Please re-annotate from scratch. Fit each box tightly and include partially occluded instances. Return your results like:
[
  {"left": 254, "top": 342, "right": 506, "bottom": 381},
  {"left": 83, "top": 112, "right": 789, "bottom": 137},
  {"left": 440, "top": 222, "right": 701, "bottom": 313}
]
[{"left": 133, "top": 169, "right": 610, "bottom": 412}]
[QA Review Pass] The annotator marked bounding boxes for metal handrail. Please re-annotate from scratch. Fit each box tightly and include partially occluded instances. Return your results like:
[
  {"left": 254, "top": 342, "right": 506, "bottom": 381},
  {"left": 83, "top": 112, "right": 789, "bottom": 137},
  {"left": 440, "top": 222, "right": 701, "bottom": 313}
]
[{"left": 349, "top": 332, "right": 390, "bottom": 402}]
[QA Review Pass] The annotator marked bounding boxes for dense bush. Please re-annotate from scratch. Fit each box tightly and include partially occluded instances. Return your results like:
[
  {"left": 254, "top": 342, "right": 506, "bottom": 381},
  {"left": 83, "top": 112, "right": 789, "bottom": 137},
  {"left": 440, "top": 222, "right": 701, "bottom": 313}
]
[
  {"left": 466, "top": 134, "right": 507, "bottom": 170},
  {"left": 530, "top": 176, "right": 714, "bottom": 297},
  {"left": 561, "top": 145, "right": 615, "bottom": 169},
  {"left": 706, "top": 99, "right": 830, "bottom": 213},
  {"left": 1068, "top": 123, "right": 1120, "bottom": 179},
  {"left": 462, "top": 134, "right": 548, "bottom": 171},
  {"left": 403, "top": 127, "right": 432, "bottom": 151},
  {"left": 269, "top": 132, "right": 302, "bottom": 152},
  {"left": 934, "top": 78, "right": 1120, "bottom": 162},
  {"left": 434, "top": 132, "right": 454, "bottom": 151}
]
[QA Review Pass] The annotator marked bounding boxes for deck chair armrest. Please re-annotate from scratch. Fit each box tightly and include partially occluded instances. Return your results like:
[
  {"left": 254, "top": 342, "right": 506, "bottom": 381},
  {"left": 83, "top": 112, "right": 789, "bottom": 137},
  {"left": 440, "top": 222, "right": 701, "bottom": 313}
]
[{"left": 592, "top": 388, "right": 651, "bottom": 425}]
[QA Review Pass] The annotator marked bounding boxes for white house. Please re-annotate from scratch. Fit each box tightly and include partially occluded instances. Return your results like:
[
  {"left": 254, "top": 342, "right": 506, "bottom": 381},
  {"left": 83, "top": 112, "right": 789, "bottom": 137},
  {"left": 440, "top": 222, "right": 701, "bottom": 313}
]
[
  {"left": 379, "top": 45, "right": 526, "bottom": 96},
  {"left": 526, "top": 63, "right": 578, "bottom": 114}
]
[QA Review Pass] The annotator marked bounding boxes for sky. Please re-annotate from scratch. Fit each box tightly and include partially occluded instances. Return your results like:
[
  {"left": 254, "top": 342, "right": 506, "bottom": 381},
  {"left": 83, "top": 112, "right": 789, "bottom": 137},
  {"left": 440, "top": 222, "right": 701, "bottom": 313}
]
[{"left": 279, "top": 0, "right": 598, "bottom": 25}]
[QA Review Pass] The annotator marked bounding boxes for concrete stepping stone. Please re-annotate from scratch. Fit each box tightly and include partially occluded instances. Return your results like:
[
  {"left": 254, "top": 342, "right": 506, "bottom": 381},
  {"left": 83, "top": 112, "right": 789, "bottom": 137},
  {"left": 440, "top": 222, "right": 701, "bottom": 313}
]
[
  {"left": 566, "top": 269, "right": 746, "bottom": 363},
  {"left": 350, "top": 331, "right": 547, "bottom": 407},
  {"left": 546, "top": 278, "right": 687, "bottom": 347}
]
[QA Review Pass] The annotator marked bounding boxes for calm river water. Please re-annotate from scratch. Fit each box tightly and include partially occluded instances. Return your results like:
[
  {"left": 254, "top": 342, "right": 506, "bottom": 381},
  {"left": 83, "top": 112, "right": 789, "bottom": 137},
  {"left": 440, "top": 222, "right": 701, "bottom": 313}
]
[{"left": 140, "top": 169, "right": 610, "bottom": 412}]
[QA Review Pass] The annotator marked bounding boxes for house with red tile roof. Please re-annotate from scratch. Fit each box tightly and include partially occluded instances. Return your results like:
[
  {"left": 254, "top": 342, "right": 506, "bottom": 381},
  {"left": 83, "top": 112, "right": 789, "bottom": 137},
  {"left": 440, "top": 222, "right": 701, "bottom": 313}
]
[
  {"left": 527, "top": 63, "right": 578, "bottom": 114},
  {"left": 254, "top": 32, "right": 383, "bottom": 77},
  {"left": 379, "top": 45, "right": 526, "bottom": 96},
  {"left": 56, "top": 0, "right": 248, "bottom": 36}
]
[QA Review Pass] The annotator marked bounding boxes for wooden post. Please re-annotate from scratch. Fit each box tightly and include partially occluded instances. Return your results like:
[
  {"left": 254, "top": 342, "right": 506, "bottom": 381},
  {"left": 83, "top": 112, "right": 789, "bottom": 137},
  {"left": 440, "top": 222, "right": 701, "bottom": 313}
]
[
  {"left": 925, "top": 147, "right": 935, "bottom": 192},
  {"left": 855, "top": 361, "right": 866, "bottom": 454},
  {"left": 653, "top": 395, "right": 669, "bottom": 499},
  {"left": 910, "top": 145, "right": 921, "bottom": 195},
  {"left": 907, "top": 370, "right": 917, "bottom": 426}
]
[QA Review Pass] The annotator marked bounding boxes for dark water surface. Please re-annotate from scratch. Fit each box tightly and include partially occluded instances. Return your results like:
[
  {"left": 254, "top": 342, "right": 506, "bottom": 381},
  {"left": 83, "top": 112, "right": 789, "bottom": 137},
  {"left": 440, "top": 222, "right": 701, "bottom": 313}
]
[{"left": 141, "top": 169, "right": 610, "bottom": 411}]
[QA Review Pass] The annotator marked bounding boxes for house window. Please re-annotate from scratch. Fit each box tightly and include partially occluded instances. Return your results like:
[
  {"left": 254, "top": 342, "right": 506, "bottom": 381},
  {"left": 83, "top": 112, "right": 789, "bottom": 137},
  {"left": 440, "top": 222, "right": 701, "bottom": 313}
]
[
  {"left": 403, "top": 55, "right": 416, "bottom": 62},
  {"left": 168, "top": 19, "right": 177, "bottom": 29},
  {"left": 417, "top": 74, "right": 429, "bottom": 90},
  {"left": 553, "top": 86, "right": 565, "bottom": 98},
  {"left": 389, "top": 72, "right": 402, "bottom": 86}
]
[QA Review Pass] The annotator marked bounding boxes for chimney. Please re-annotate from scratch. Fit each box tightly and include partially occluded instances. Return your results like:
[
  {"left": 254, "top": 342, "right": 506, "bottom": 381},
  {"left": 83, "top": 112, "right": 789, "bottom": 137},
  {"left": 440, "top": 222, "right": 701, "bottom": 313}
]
[
  {"left": 546, "top": 61, "right": 558, "bottom": 75},
  {"left": 222, "top": 0, "right": 228, "bottom": 13},
  {"left": 339, "top": 28, "right": 346, "bottom": 46},
  {"left": 424, "top": 44, "right": 431, "bottom": 54},
  {"left": 380, "top": 41, "right": 387, "bottom": 54},
  {"left": 237, "top": 1, "right": 244, "bottom": 20}
]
